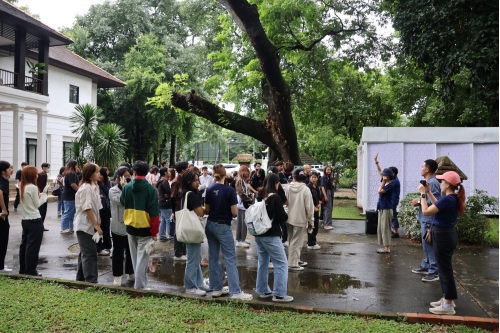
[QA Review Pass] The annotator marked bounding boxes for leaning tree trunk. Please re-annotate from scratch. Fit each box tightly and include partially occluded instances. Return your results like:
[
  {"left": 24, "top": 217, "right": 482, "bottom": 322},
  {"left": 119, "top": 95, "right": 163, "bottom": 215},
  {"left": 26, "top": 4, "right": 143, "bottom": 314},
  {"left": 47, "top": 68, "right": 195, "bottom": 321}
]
[
  {"left": 169, "top": 0, "right": 301, "bottom": 165},
  {"left": 169, "top": 134, "right": 177, "bottom": 166}
]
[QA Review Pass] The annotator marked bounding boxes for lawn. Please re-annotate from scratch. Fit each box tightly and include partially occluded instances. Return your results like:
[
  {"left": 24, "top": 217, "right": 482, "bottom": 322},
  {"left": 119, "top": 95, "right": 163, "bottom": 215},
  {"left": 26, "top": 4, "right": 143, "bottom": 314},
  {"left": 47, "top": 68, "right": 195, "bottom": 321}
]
[
  {"left": 0, "top": 277, "right": 488, "bottom": 333},
  {"left": 484, "top": 218, "right": 499, "bottom": 246},
  {"left": 333, "top": 198, "right": 364, "bottom": 220}
]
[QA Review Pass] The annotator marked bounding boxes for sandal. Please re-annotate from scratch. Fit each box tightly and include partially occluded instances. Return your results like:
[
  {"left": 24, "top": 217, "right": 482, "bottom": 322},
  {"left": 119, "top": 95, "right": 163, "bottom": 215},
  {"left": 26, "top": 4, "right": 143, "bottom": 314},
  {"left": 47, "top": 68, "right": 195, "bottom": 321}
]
[{"left": 377, "top": 248, "right": 390, "bottom": 253}]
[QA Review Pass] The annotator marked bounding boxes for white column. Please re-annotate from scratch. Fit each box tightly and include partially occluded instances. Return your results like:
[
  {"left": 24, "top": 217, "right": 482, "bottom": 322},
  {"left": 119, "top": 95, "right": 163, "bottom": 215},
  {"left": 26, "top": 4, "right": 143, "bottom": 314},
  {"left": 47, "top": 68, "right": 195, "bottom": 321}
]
[
  {"left": 12, "top": 105, "right": 25, "bottom": 170},
  {"left": 36, "top": 109, "right": 48, "bottom": 171}
]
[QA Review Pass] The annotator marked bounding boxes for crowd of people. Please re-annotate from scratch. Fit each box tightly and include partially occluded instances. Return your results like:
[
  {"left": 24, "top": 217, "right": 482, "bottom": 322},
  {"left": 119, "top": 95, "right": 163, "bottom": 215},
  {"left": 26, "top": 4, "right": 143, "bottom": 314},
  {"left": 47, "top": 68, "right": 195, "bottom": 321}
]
[{"left": 0, "top": 154, "right": 466, "bottom": 313}]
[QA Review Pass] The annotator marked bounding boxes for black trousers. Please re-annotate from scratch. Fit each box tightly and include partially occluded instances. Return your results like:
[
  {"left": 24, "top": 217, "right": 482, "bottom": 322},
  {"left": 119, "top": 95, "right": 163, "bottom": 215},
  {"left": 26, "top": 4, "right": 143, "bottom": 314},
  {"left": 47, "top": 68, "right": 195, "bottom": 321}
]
[
  {"left": 76, "top": 231, "right": 98, "bottom": 283},
  {"left": 171, "top": 219, "right": 186, "bottom": 257},
  {"left": 0, "top": 217, "right": 9, "bottom": 270},
  {"left": 111, "top": 232, "right": 134, "bottom": 276},
  {"left": 14, "top": 188, "right": 20, "bottom": 209},
  {"left": 432, "top": 226, "right": 458, "bottom": 300},
  {"left": 307, "top": 211, "right": 319, "bottom": 246},
  {"left": 19, "top": 218, "right": 44, "bottom": 275},
  {"left": 38, "top": 202, "right": 47, "bottom": 225},
  {"left": 98, "top": 209, "right": 112, "bottom": 250}
]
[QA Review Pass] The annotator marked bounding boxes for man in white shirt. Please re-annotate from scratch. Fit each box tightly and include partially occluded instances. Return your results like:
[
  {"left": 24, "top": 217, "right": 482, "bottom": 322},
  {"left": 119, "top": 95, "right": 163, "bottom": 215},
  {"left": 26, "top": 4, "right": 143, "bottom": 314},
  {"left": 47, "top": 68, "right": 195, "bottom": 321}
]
[{"left": 199, "top": 166, "right": 213, "bottom": 205}]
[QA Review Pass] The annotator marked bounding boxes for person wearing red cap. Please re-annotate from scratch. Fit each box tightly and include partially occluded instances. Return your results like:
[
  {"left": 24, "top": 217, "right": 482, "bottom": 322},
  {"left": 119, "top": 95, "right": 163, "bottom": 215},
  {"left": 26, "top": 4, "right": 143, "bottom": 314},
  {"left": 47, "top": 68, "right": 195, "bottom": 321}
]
[{"left": 418, "top": 171, "right": 466, "bottom": 315}]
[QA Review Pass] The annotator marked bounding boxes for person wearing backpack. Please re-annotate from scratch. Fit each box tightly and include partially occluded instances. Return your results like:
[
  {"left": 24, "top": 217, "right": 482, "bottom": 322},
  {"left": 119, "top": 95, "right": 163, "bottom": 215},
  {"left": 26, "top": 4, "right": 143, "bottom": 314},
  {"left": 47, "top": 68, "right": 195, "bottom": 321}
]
[
  {"left": 254, "top": 173, "right": 293, "bottom": 302},
  {"left": 286, "top": 168, "right": 314, "bottom": 271}
]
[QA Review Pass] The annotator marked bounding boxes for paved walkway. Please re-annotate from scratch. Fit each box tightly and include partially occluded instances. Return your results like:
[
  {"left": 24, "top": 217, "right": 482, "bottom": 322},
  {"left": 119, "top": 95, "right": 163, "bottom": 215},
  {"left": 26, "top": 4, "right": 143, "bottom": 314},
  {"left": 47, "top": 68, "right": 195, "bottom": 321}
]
[{"left": 3, "top": 202, "right": 498, "bottom": 318}]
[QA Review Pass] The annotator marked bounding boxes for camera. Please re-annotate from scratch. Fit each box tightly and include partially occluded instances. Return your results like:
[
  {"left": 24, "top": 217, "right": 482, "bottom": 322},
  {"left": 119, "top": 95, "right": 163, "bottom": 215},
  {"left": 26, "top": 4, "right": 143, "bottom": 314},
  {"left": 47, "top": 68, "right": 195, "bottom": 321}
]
[{"left": 420, "top": 180, "right": 427, "bottom": 186}]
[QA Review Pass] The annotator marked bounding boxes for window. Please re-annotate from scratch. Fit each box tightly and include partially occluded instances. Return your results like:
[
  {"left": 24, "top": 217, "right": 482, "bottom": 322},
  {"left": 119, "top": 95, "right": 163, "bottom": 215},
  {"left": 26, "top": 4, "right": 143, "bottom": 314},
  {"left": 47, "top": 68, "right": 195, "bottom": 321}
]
[
  {"left": 63, "top": 141, "right": 74, "bottom": 165},
  {"left": 69, "top": 85, "right": 79, "bottom": 104},
  {"left": 26, "top": 138, "right": 37, "bottom": 166}
]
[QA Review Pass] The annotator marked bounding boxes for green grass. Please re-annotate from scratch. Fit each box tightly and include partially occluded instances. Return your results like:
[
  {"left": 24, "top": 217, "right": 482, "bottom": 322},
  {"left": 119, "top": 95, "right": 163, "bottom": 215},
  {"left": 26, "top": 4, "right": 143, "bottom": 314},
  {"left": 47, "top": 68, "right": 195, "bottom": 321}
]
[
  {"left": 0, "top": 277, "right": 487, "bottom": 333},
  {"left": 333, "top": 199, "right": 364, "bottom": 220},
  {"left": 484, "top": 218, "right": 499, "bottom": 246}
]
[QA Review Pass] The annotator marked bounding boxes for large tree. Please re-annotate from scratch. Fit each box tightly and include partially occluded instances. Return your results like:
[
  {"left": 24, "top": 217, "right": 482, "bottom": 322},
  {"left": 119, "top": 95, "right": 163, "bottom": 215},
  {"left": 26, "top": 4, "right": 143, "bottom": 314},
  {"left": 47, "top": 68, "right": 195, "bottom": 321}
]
[{"left": 154, "top": 0, "right": 389, "bottom": 164}]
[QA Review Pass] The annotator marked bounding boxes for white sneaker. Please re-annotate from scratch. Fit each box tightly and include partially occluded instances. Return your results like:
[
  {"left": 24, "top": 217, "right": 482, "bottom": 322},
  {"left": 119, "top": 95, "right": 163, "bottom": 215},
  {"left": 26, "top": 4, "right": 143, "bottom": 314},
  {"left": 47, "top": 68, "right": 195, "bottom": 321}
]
[
  {"left": 60, "top": 229, "right": 71, "bottom": 234},
  {"left": 98, "top": 250, "right": 110, "bottom": 256},
  {"left": 307, "top": 244, "right": 321, "bottom": 250},
  {"left": 289, "top": 266, "right": 304, "bottom": 271},
  {"left": 272, "top": 295, "right": 294, "bottom": 302},
  {"left": 324, "top": 226, "right": 334, "bottom": 230},
  {"left": 259, "top": 292, "right": 273, "bottom": 298},
  {"left": 268, "top": 262, "right": 274, "bottom": 269},
  {"left": 430, "top": 297, "right": 456, "bottom": 308},
  {"left": 429, "top": 304, "right": 456, "bottom": 315},
  {"left": 244, "top": 240, "right": 251, "bottom": 244},
  {"left": 127, "top": 274, "right": 135, "bottom": 282},
  {"left": 186, "top": 288, "right": 207, "bottom": 296},
  {"left": 298, "top": 261, "right": 308, "bottom": 267},
  {"left": 236, "top": 241, "right": 250, "bottom": 248},
  {"left": 199, "top": 284, "right": 212, "bottom": 292},
  {"left": 0, "top": 267, "right": 12, "bottom": 273},
  {"left": 174, "top": 255, "right": 187, "bottom": 261},
  {"left": 282, "top": 241, "right": 289, "bottom": 248},
  {"left": 113, "top": 276, "right": 122, "bottom": 286},
  {"left": 212, "top": 286, "right": 230, "bottom": 297},
  {"left": 231, "top": 292, "right": 253, "bottom": 300}
]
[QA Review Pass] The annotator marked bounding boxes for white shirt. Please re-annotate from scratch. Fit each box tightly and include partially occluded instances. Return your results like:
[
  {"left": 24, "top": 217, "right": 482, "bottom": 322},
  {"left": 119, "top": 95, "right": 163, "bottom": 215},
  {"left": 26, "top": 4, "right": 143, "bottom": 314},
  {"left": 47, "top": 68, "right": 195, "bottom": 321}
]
[
  {"left": 21, "top": 184, "right": 47, "bottom": 220},
  {"left": 74, "top": 183, "right": 102, "bottom": 235},
  {"left": 199, "top": 174, "right": 214, "bottom": 198}
]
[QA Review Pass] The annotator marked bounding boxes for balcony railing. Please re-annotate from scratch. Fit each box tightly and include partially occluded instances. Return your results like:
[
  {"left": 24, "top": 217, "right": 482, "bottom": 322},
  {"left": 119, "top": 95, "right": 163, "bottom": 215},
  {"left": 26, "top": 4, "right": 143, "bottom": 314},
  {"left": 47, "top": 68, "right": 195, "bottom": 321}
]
[
  {"left": 0, "top": 68, "right": 43, "bottom": 94},
  {"left": 0, "top": 68, "right": 17, "bottom": 88}
]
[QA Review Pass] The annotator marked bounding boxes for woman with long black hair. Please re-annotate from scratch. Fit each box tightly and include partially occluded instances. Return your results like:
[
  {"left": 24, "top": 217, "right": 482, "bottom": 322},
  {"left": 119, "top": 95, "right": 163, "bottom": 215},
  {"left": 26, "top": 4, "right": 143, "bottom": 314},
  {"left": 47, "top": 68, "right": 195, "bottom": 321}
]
[
  {"left": 419, "top": 171, "right": 465, "bottom": 315},
  {"left": 60, "top": 160, "right": 80, "bottom": 234},
  {"left": 97, "top": 167, "right": 112, "bottom": 255},
  {"left": 320, "top": 166, "right": 334, "bottom": 230}
]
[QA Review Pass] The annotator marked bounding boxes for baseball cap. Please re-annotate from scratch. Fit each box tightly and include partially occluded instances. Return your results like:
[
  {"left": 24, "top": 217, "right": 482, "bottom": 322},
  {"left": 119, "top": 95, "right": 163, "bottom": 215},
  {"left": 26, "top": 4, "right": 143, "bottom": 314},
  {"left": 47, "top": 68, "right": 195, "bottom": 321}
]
[
  {"left": 381, "top": 168, "right": 394, "bottom": 177},
  {"left": 436, "top": 171, "right": 461, "bottom": 186}
]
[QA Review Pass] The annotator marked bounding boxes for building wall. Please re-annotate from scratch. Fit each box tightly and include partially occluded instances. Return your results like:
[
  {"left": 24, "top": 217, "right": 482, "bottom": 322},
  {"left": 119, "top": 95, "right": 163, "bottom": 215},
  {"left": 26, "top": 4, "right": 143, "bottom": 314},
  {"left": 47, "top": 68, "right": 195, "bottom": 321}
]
[
  {"left": 362, "top": 142, "right": 499, "bottom": 211},
  {"left": 0, "top": 55, "right": 98, "bottom": 178}
]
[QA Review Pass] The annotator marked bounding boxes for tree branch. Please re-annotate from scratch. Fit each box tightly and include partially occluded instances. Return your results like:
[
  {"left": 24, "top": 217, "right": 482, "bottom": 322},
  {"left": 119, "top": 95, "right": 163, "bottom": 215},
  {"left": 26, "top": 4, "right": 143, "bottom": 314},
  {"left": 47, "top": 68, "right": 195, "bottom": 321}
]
[{"left": 170, "top": 91, "right": 271, "bottom": 145}]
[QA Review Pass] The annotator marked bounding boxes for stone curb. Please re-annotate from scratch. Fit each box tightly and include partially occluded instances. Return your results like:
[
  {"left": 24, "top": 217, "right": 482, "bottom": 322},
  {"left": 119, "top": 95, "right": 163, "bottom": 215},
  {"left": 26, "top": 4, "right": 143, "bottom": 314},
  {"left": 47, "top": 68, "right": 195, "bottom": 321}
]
[{"left": 1, "top": 273, "right": 498, "bottom": 331}]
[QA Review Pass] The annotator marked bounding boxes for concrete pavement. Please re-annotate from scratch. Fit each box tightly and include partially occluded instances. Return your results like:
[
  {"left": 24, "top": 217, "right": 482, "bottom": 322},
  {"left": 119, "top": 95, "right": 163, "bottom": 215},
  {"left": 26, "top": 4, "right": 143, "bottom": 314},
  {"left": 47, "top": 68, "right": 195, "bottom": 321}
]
[{"left": 2, "top": 201, "right": 498, "bottom": 318}]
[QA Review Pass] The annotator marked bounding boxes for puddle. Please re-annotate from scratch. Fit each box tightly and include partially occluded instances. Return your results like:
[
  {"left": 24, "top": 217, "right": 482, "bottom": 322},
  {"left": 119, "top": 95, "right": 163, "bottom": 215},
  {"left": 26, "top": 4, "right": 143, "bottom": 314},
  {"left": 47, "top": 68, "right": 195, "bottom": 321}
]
[{"left": 148, "top": 256, "right": 373, "bottom": 295}]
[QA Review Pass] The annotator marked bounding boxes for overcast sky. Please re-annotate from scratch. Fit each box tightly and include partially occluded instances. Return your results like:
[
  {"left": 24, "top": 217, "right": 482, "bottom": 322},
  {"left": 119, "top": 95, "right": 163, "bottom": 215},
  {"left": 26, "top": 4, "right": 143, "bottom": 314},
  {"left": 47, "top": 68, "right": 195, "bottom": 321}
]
[{"left": 17, "top": 0, "right": 105, "bottom": 30}]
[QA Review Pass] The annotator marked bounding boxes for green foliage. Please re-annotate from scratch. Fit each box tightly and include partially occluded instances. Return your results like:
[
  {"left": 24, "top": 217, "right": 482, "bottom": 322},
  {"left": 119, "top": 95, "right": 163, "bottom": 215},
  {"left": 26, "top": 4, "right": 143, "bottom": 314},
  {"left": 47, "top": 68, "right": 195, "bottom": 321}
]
[
  {"left": 398, "top": 190, "right": 499, "bottom": 244},
  {"left": 484, "top": 218, "right": 499, "bottom": 246},
  {"left": 94, "top": 123, "right": 128, "bottom": 169},
  {"left": 397, "top": 192, "right": 421, "bottom": 240},
  {"left": 338, "top": 169, "right": 357, "bottom": 188},
  {"left": 25, "top": 60, "right": 47, "bottom": 76},
  {"left": 0, "top": 277, "right": 485, "bottom": 332},
  {"left": 456, "top": 190, "right": 499, "bottom": 244},
  {"left": 386, "top": 0, "right": 499, "bottom": 125}
]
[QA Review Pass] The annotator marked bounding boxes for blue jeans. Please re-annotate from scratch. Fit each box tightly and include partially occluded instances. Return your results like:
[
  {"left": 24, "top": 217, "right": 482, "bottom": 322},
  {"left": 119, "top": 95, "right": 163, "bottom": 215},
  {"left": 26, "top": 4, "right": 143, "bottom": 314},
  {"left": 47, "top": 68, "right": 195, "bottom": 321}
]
[
  {"left": 420, "top": 220, "right": 438, "bottom": 275},
  {"left": 205, "top": 220, "right": 241, "bottom": 295},
  {"left": 185, "top": 243, "right": 204, "bottom": 289},
  {"left": 57, "top": 192, "right": 65, "bottom": 214},
  {"left": 61, "top": 200, "right": 75, "bottom": 231},
  {"left": 159, "top": 208, "right": 172, "bottom": 239},
  {"left": 255, "top": 236, "right": 288, "bottom": 297}
]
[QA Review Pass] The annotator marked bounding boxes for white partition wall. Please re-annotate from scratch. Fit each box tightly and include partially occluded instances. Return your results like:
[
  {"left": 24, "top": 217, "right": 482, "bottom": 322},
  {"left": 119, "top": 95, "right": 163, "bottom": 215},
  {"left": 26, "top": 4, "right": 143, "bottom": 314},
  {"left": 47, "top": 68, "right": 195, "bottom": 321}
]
[{"left": 357, "top": 128, "right": 499, "bottom": 212}]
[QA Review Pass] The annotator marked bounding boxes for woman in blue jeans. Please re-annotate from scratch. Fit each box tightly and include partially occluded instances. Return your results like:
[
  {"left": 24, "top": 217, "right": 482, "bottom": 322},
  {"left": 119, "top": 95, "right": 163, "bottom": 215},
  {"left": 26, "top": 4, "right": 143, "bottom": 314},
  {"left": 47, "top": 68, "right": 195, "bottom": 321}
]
[
  {"left": 60, "top": 160, "right": 80, "bottom": 234},
  {"left": 419, "top": 171, "right": 465, "bottom": 316},
  {"left": 204, "top": 164, "right": 253, "bottom": 301},
  {"left": 255, "top": 173, "right": 293, "bottom": 302},
  {"left": 180, "top": 171, "right": 211, "bottom": 296}
]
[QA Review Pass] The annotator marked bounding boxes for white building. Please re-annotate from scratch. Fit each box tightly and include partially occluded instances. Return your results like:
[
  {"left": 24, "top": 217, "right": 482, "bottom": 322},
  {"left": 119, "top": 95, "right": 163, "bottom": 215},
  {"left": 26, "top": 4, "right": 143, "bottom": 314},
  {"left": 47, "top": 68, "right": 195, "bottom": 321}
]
[
  {"left": 0, "top": 1, "right": 125, "bottom": 179},
  {"left": 357, "top": 127, "right": 499, "bottom": 212}
]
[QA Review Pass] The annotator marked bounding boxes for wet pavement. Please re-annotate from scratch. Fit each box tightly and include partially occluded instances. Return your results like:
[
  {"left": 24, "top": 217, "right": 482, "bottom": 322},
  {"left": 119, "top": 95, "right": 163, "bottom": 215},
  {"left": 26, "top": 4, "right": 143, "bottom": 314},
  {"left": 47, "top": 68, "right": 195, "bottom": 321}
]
[{"left": 3, "top": 202, "right": 498, "bottom": 318}]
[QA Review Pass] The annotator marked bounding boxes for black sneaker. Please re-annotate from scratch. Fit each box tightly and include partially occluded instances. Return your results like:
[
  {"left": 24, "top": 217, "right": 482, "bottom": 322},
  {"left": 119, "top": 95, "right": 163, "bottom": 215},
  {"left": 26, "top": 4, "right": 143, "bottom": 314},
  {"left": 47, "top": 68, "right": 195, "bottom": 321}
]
[
  {"left": 411, "top": 267, "right": 428, "bottom": 274},
  {"left": 391, "top": 232, "right": 399, "bottom": 238},
  {"left": 422, "top": 274, "right": 439, "bottom": 282}
]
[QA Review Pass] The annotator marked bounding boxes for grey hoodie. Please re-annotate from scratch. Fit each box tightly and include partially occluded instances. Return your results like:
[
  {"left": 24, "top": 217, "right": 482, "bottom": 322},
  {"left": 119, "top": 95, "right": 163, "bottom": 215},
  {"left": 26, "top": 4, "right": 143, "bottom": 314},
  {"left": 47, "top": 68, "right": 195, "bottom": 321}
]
[
  {"left": 284, "top": 181, "right": 314, "bottom": 227},
  {"left": 109, "top": 184, "right": 126, "bottom": 236}
]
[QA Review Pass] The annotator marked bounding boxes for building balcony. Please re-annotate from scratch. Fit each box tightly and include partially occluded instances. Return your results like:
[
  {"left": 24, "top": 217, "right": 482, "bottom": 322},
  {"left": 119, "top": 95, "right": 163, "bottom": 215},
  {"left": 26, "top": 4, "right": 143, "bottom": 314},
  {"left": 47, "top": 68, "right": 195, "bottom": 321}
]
[{"left": 0, "top": 68, "right": 43, "bottom": 94}]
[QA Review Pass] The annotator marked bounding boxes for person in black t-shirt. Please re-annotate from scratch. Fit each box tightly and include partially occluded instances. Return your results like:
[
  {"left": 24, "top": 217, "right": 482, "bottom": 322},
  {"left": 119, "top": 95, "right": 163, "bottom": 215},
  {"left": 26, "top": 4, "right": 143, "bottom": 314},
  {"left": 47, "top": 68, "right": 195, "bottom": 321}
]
[
  {"left": 13, "top": 162, "right": 27, "bottom": 211},
  {"left": 60, "top": 160, "right": 80, "bottom": 234},
  {"left": 157, "top": 167, "right": 172, "bottom": 242},
  {"left": 0, "top": 160, "right": 12, "bottom": 272},
  {"left": 306, "top": 172, "right": 322, "bottom": 249},
  {"left": 180, "top": 171, "right": 209, "bottom": 296}
]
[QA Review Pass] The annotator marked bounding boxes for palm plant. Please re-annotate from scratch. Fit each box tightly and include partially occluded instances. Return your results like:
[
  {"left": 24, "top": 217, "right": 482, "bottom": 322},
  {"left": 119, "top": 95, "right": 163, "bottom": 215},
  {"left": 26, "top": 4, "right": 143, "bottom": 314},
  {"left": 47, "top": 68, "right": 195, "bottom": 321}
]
[
  {"left": 94, "top": 123, "right": 127, "bottom": 170},
  {"left": 70, "top": 104, "right": 103, "bottom": 147}
]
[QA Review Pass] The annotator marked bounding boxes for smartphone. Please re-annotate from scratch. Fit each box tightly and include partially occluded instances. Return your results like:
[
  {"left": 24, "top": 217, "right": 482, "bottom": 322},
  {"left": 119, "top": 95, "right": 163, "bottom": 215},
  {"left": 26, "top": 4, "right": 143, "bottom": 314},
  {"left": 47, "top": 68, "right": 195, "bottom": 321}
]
[{"left": 420, "top": 180, "right": 427, "bottom": 186}]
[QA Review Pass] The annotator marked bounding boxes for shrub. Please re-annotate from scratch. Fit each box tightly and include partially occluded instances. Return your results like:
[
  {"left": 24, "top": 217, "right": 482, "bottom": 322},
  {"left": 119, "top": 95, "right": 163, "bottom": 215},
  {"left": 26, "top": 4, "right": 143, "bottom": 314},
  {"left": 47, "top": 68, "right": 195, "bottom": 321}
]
[
  {"left": 339, "top": 168, "right": 357, "bottom": 188},
  {"left": 398, "top": 190, "right": 499, "bottom": 244},
  {"left": 398, "top": 192, "right": 421, "bottom": 240}
]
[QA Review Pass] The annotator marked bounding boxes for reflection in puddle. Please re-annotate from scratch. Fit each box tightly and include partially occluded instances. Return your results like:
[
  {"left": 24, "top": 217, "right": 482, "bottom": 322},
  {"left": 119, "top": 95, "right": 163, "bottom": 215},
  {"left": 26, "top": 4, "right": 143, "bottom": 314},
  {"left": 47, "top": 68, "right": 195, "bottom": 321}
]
[{"left": 148, "top": 256, "right": 373, "bottom": 295}]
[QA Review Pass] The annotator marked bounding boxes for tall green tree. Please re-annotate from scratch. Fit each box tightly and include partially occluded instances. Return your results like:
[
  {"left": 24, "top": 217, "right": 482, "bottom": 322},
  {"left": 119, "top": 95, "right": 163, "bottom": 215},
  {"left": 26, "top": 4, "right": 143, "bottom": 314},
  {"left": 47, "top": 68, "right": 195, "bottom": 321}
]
[{"left": 385, "top": 0, "right": 498, "bottom": 126}]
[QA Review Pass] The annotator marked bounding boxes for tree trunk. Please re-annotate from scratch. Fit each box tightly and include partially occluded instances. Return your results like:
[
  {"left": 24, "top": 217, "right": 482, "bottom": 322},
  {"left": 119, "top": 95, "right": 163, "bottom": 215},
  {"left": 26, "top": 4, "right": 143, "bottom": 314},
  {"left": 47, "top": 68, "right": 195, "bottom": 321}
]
[
  {"left": 169, "top": 134, "right": 176, "bottom": 166},
  {"left": 169, "top": 0, "right": 301, "bottom": 165},
  {"left": 153, "top": 153, "right": 158, "bottom": 167}
]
